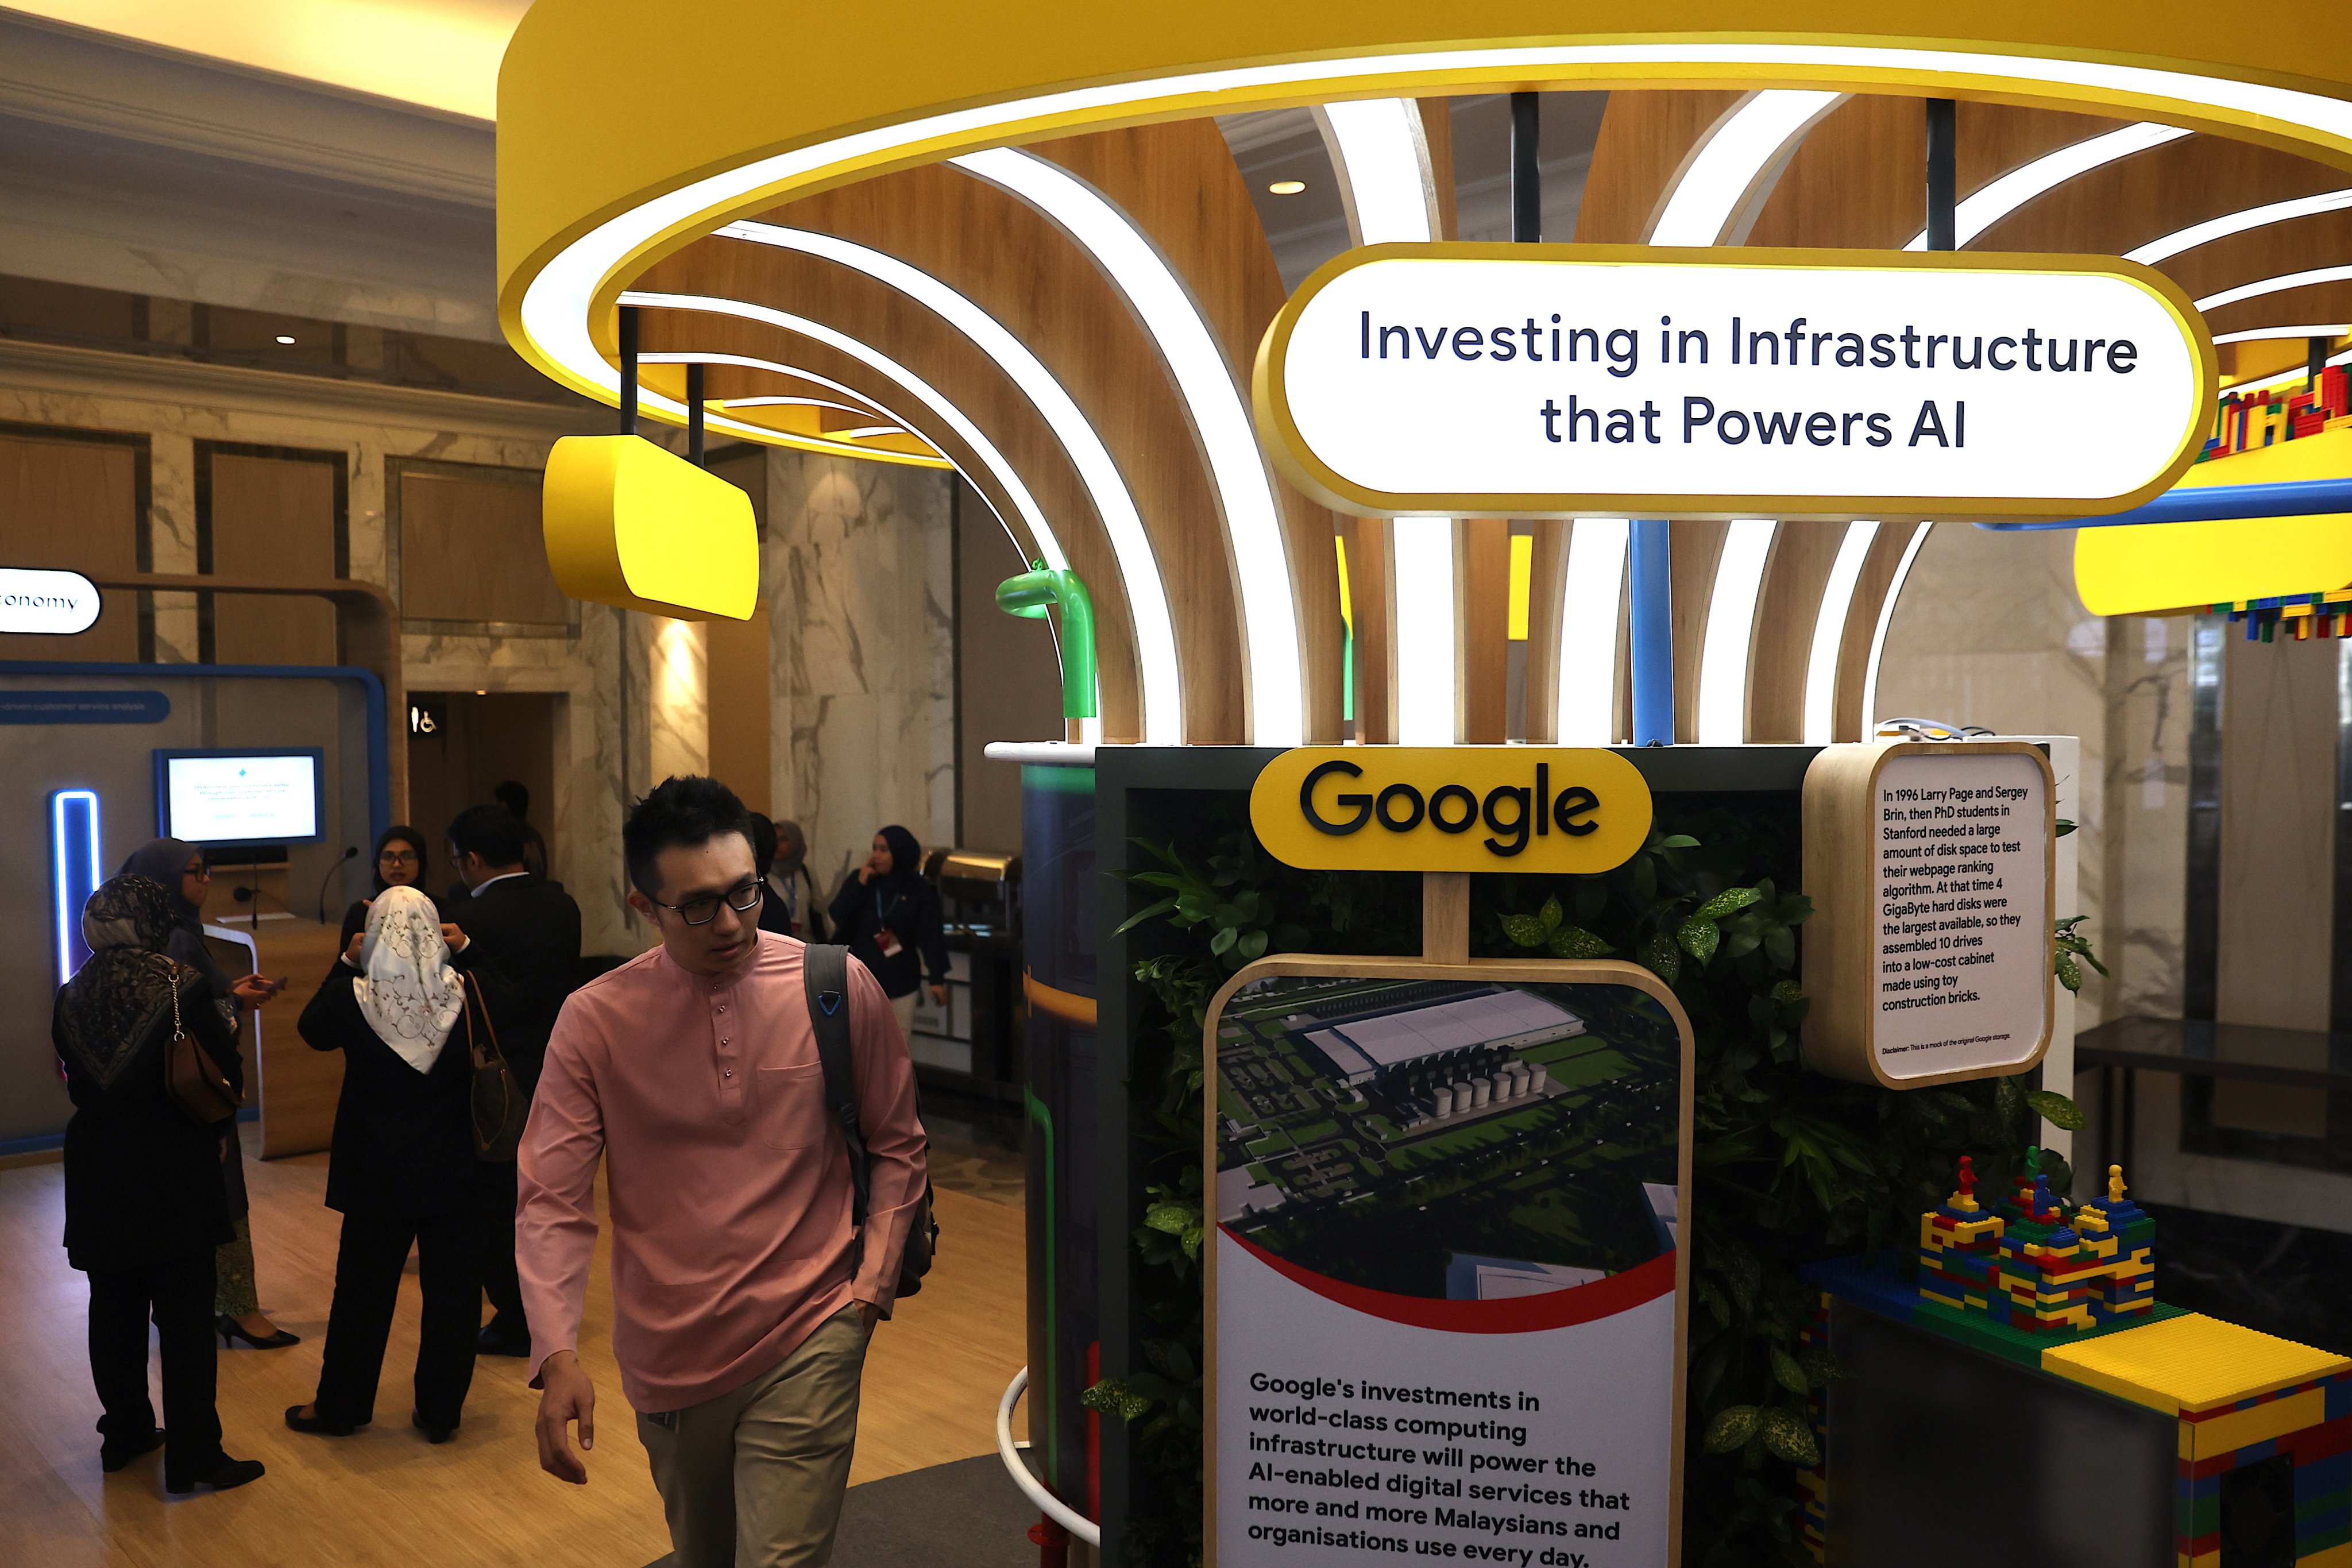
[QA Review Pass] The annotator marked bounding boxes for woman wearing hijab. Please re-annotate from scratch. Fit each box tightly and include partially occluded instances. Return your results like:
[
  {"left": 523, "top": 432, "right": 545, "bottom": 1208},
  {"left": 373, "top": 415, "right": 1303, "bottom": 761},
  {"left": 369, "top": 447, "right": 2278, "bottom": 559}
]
[
  {"left": 750, "top": 813, "right": 828, "bottom": 941},
  {"left": 117, "top": 838, "right": 295, "bottom": 1351},
  {"left": 338, "top": 825, "right": 438, "bottom": 949},
  {"left": 54, "top": 875, "right": 267, "bottom": 1494},
  {"left": 828, "top": 824, "right": 950, "bottom": 1034},
  {"left": 288, "top": 886, "right": 497, "bottom": 1443}
]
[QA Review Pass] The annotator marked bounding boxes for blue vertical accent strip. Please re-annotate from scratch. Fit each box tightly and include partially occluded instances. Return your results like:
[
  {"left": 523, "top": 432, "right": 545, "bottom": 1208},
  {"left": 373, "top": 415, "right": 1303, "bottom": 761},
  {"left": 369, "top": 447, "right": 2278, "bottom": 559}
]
[
  {"left": 1629, "top": 519, "right": 1675, "bottom": 746},
  {"left": 51, "top": 788, "right": 101, "bottom": 984}
]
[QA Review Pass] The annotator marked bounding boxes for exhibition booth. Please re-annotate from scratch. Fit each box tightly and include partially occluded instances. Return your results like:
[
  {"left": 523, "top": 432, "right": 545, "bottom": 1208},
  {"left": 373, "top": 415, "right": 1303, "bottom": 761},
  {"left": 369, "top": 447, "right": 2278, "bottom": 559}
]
[
  {"left": 493, "top": 6, "right": 2352, "bottom": 1565},
  {"left": 8, "top": 2, "right": 2351, "bottom": 1564}
]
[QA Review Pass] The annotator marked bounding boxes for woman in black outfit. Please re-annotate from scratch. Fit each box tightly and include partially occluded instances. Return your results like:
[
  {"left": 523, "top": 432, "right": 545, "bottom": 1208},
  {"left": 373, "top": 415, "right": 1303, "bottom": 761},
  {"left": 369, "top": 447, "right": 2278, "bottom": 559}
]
[
  {"left": 337, "top": 824, "right": 438, "bottom": 949},
  {"left": 53, "top": 875, "right": 266, "bottom": 1494},
  {"left": 287, "top": 885, "right": 493, "bottom": 1444},
  {"left": 117, "top": 837, "right": 295, "bottom": 1352},
  {"left": 828, "top": 824, "right": 950, "bottom": 1036}
]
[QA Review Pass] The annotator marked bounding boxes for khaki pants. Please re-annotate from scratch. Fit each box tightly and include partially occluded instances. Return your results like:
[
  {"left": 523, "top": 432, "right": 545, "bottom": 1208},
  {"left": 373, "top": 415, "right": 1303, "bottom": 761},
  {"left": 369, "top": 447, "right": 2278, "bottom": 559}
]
[{"left": 638, "top": 1306, "right": 871, "bottom": 1568}]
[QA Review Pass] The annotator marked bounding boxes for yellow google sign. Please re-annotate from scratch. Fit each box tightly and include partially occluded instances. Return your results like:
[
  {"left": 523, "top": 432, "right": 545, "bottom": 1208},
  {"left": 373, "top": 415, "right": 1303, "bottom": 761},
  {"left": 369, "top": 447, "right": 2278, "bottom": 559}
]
[{"left": 1252, "top": 747, "right": 1652, "bottom": 873}]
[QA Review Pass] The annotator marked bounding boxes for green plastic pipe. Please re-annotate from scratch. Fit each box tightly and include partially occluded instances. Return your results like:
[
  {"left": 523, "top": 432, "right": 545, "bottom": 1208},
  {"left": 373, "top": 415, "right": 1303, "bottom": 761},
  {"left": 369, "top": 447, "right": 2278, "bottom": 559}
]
[{"left": 996, "top": 563, "right": 1099, "bottom": 720}]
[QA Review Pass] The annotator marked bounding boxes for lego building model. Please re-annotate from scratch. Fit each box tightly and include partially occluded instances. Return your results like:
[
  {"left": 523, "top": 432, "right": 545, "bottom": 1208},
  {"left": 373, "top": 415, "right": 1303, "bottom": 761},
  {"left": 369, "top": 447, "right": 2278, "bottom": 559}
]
[
  {"left": 1917, "top": 1155, "right": 2157, "bottom": 1333},
  {"left": 1803, "top": 1158, "right": 2351, "bottom": 1567}
]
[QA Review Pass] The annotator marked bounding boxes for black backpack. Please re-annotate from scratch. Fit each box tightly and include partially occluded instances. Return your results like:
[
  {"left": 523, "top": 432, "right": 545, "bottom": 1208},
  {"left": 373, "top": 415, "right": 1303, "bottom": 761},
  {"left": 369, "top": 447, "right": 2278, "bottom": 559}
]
[{"left": 802, "top": 944, "right": 938, "bottom": 1298}]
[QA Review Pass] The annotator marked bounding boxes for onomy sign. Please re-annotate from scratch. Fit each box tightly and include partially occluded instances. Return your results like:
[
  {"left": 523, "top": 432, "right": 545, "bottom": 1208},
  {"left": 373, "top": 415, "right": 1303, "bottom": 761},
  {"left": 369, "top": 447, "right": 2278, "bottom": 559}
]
[
  {"left": 1253, "top": 748, "right": 1652, "bottom": 875},
  {"left": 1253, "top": 244, "right": 2216, "bottom": 521}
]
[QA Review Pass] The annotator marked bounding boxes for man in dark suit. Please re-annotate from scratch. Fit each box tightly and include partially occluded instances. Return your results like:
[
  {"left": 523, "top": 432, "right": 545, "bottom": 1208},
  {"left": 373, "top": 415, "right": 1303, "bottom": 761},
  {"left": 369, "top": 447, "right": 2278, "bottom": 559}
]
[{"left": 444, "top": 803, "right": 582, "bottom": 1358}]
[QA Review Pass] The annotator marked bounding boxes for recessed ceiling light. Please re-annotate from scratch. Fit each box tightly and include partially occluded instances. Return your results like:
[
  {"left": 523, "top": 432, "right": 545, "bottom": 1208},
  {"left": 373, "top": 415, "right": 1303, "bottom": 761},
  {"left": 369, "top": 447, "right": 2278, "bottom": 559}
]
[
  {"left": 1268, "top": 179, "right": 1307, "bottom": 195},
  {"left": 274, "top": 334, "right": 296, "bottom": 345}
]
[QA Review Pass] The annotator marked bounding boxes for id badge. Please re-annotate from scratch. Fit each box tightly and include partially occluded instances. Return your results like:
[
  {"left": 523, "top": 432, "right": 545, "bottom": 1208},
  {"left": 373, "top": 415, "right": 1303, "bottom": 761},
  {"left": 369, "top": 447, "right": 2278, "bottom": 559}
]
[{"left": 875, "top": 928, "right": 904, "bottom": 958}]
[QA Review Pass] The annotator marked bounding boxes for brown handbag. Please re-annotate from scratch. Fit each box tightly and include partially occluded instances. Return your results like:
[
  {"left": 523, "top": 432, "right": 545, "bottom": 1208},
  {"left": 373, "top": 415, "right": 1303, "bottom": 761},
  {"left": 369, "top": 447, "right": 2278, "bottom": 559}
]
[
  {"left": 161, "top": 963, "right": 241, "bottom": 1126},
  {"left": 463, "top": 974, "right": 528, "bottom": 1161}
]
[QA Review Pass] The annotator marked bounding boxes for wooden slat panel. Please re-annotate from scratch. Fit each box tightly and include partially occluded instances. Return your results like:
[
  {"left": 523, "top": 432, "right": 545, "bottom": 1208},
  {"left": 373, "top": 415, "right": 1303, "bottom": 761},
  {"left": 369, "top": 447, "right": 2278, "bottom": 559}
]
[
  {"left": 1349, "top": 515, "right": 1395, "bottom": 743},
  {"left": 706, "top": 607, "right": 772, "bottom": 814},
  {"left": 634, "top": 263, "right": 1145, "bottom": 742},
  {"left": 1520, "top": 517, "right": 1569, "bottom": 743},
  {"left": 1747, "top": 520, "right": 1841, "bottom": 743},
  {"left": 762, "top": 161, "right": 1245, "bottom": 743},
  {"left": 1835, "top": 523, "right": 1924, "bottom": 742},
  {"left": 1669, "top": 519, "right": 1728, "bottom": 743},
  {"left": 0, "top": 431, "right": 139, "bottom": 662},
  {"left": 1458, "top": 516, "right": 1511, "bottom": 741},
  {"left": 1036, "top": 118, "right": 1348, "bottom": 741},
  {"left": 1573, "top": 90, "right": 1745, "bottom": 244},
  {"left": 399, "top": 468, "right": 570, "bottom": 626},
  {"left": 210, "top": 453, "right": 337, "bottom": 666},
  {"left": 1972, "top": 129, "right": 2337, "bottom": 260}
]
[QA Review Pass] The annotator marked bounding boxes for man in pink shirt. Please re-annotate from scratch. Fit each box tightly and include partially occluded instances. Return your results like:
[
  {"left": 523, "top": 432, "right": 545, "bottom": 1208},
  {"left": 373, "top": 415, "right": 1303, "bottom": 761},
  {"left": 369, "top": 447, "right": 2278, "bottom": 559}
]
[{"left": 516, "top": 777, "right": 927, "bottom": 1566}]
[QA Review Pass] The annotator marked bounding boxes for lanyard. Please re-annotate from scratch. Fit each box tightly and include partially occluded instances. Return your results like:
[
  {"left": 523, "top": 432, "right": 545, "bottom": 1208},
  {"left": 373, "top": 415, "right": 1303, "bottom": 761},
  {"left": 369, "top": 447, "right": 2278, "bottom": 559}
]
[{"left": 875, "top": 887, "right": 903, "bottom": 923}]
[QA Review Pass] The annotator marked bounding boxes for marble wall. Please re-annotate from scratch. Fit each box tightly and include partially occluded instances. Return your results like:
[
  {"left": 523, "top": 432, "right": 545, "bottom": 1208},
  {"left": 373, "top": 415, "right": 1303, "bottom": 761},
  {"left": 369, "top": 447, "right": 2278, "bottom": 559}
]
[{"left": 763, "top": 450, "right": 957, "bottom": 907}]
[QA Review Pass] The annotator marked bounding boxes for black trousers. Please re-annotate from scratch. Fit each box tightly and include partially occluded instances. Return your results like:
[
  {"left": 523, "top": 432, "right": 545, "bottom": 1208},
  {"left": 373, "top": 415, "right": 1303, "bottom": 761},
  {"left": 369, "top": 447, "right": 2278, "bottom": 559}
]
[
  {"left": 314, "top": 1209, "right": 480, "bottom": 1430},
  {"left": 477, "top": 1159, "right": 527, "bottom": 1331},
  {"left": 87, "top": 1246, "right": 222, "bottom": 1475}
]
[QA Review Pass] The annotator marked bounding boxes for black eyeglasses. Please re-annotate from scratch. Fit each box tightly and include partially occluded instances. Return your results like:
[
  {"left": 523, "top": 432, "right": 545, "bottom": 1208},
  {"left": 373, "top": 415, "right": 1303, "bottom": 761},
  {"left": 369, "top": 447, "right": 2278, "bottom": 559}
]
[{"left": 652, "top": 878, "right": 764, "bottom": 926}]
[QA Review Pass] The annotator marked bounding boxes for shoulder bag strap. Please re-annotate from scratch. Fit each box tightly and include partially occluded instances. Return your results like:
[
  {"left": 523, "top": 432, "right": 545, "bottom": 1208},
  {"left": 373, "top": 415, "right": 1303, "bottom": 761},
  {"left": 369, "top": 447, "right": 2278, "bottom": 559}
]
[{"left": 802, "top": 944, "right": 870, "bottom": 1228}]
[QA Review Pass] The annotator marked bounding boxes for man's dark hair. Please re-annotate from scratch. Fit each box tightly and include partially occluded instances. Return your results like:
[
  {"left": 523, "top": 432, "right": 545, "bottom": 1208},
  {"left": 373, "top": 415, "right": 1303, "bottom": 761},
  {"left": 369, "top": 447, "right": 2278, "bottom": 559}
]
[
  {"left": 624, "top": 775, "right": 755, "bottom": 898},
  {"left": 448, "top": 803, "right": 530, "bottom": 871},
  {"left": 493, "top": 779, "right": 531, "bottom": 820}
]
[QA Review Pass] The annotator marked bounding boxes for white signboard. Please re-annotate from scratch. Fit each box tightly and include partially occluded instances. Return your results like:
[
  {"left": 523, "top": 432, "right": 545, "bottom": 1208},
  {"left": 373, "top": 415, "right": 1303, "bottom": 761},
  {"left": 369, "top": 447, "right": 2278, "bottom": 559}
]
[
  {"left": 163, "top": 753, "right": 320, "bottom": 843},
  {"left": 1868, "top": 752, "right": 2053, "bottom": 1079},
  {"left": 1253, "top": 244, "right": 2214, "bottom": 520},
  {"left": 0, "top": 567, "right": 101, "bottom": 634},
  {"left": 1801, "top": 741, "right": 2056, "bottom": 1087},
  {"left": 1207, "top": 965, "right": 1691, "bottom": 1567}
]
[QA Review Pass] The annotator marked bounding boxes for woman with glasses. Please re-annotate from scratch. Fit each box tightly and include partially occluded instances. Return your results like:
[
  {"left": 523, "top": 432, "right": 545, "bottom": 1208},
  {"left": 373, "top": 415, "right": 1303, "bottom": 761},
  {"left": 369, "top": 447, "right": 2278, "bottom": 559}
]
[
  {"left": 118, "top": 839, "right": 295, "bottom": 1352},
  {"left": 339, "top": 827, "right": 438, "bottom": 949}
]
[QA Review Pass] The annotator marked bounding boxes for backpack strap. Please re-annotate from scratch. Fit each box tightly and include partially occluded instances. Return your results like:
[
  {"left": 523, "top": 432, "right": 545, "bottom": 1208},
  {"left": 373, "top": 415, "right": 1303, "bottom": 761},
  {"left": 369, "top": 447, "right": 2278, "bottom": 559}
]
[{"left": 802, "top": 944, "right": 870, "bottom": 1228}]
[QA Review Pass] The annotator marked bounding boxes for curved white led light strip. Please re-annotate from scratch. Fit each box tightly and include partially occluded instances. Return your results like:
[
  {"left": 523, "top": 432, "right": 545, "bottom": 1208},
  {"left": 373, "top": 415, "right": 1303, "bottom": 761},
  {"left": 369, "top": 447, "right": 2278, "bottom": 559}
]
[
  {"left": 952, "top": 146, "right": 1305, "bottom": 746},
  {"left": 1649, "top": 91, "right": 1845, "bottom": 246},
  {"left": 2127, "top": 188, "right": 2352, "bottom": 265},
  {"left": 1556, "top": 519, "right": 1628, "bottom": 746},
  {"left": 2196, "top": 264, "right": 2352, "bottom": 313},
  {"left": 1696, "top": 520, "right": 1776, "bottom": 744},
  {"left": 835, "top": 424, "right": 906, "bottom": 439},
  {"left": 1803, "top": 520, "right": 1880, "bottom": 744},
  {"left": 1860, "top": 522, "right": 1934, "bottom": 733},
  {"left": 1314, "top": 98, "right": 1457, "bottom": 744},
  {"left": 637, "top": 351, "right": 918, "bottom": 459},
  {"left": 519, "top": 39, "right": 2352, "bottom": 430},
  {"left": 719, "top": 395, "right": 879, "bottom": 415},
  {"left": 624, "top": 310, "right": 1069, "bottom": 583},
  {"left": 1902, "top": 123, "right": 2192, "bottom": 250},
  {"left": 707, "top": 222, "right": 1183, "bottom": 744}
]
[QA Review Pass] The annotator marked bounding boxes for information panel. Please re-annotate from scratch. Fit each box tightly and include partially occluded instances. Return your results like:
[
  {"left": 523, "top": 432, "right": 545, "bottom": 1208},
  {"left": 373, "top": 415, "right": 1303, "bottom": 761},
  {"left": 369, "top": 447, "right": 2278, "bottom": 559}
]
[
  {"left": 1800, "top": 741, "right": 2056, "bottom": 1087},
  {"left": 1253, "top": 244, "right": 2214, "bottom": 522},
  {"left": 1207, "top": 957, "right": 1693, "bottom": 1568}
]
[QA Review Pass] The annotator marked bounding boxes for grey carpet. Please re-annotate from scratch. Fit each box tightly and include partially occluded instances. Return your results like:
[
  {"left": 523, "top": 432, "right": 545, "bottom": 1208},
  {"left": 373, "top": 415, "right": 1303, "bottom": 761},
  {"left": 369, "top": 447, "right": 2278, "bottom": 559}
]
[
  {"left": 639, "top": 1453, "right": 1044, "bottom": 1567},
  {"left": 832, "top": 1453, "right": 1042, "bottom": 1566}
]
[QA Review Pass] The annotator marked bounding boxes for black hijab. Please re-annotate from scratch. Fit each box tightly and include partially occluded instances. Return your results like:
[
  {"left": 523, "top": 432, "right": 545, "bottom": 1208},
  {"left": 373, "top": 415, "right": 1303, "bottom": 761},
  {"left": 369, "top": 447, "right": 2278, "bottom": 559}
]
[
  {"left": 56, "top": 875, "right": 189, "bottom": 1090},
  {"left": 371, "top": 825, "right": 431, "bottom": 896},
  {"left": 119, "top": 837, "right": 232, "bottom": 997},
  {"left": 876, "top": 825, "right": 923, "bottom": 892}
]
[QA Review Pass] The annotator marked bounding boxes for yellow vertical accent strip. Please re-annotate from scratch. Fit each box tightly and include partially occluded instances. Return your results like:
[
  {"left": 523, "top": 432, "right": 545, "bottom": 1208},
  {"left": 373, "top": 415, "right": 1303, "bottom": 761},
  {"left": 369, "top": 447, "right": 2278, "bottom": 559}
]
[
  {"left": 1508, "top": 532, "right": 1534, "bottom": 641},
  {"left": 1334, "top": 533, "right": 1354, "bottom": 630}
]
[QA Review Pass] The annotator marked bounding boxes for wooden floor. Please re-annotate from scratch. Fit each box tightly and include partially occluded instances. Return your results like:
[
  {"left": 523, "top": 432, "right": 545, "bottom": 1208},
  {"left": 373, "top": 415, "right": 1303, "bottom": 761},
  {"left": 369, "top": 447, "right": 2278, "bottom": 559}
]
[{"left": 0, "top": 1131, "right": 1028, "bottom": 1567}]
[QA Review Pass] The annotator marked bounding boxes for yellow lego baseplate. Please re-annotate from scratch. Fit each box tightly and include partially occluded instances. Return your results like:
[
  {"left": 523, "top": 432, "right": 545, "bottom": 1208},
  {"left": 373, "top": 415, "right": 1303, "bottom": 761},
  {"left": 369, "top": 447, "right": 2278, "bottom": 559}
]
[{"left": 2040, "top": 1311, "right": 2351, "bottom": 1416}]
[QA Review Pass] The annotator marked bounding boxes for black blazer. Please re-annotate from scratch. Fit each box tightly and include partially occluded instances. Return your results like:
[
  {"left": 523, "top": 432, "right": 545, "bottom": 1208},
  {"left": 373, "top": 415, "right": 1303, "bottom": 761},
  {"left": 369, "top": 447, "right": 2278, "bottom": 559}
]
[
  {"left": 443, "top": 874, "right": 581, "bottom": 1076},
  {"left": 828, "top": 875, "right": 950, "bottom": 999},
  {"left": 297, "top": 948, "right": 502, "bottom": 1219},
  {"left": 55, "top": 968, "right": 242, "bottom": 1274}
]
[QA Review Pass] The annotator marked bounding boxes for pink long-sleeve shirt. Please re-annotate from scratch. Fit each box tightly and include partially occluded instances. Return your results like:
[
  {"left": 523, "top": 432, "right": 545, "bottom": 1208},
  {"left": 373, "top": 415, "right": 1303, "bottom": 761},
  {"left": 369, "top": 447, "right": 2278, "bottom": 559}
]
[{"left": 515, "top": 932, "right": 927, "bottom": 1413}]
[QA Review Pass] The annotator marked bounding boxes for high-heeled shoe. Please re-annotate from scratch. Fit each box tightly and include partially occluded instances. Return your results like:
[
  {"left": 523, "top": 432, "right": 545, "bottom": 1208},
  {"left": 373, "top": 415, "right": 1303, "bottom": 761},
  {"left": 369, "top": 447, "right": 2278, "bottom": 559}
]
[
  {"left": 284, "top": 1404, "right": 358, "bottom": 1436},
  {"left": 164, "top": 1454, "right": 265, "bottom": 1493},
  {"left": 219, "top": 1314, "right": 300, "bottom": 1350},
  {"left": 100, "top": 1428, "right": 165, "bottom": 1472}
]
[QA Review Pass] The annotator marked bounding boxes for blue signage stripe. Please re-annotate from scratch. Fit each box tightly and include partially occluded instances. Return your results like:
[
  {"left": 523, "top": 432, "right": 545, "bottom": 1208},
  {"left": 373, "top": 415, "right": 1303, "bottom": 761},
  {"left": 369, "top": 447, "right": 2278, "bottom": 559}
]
[{"left": 0, "top": 690, "right": 172, "bottom": 724}]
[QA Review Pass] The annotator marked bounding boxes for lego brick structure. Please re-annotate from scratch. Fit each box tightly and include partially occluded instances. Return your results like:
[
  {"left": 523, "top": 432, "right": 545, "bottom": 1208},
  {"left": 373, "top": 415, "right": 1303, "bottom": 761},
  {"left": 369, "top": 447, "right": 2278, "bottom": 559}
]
[{"left": 1803, "top": 1158, "right": 2351, "bottom": 1567}]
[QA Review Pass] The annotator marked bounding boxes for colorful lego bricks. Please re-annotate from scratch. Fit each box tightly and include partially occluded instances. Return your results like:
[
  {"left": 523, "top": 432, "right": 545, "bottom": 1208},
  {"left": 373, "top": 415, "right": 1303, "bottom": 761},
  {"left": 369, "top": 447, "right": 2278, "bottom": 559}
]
[{"left": 1914, "top": 1159, "right": 2160, "bottom": 1338}]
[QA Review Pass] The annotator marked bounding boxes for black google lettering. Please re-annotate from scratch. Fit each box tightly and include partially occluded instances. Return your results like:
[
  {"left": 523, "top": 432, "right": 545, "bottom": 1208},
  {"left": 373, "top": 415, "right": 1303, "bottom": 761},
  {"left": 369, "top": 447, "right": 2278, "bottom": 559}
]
[{"left": 1298, "top": 761, "right": 1605, "bottom": 858}]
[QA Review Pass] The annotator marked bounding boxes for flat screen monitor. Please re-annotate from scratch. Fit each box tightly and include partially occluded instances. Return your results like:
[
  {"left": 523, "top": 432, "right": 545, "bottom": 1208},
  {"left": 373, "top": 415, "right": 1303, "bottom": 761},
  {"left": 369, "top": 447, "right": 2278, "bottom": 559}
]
[{"left": 153, "top": 748, "right": 325, "bottom": 848}]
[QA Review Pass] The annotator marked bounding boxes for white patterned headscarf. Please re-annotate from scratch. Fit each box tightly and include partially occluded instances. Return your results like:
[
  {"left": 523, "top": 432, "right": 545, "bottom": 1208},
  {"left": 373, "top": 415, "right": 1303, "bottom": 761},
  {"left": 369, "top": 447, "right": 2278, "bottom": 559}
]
[{"left": 354, "top": 885, "right": 464, "bottom": 1073}]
